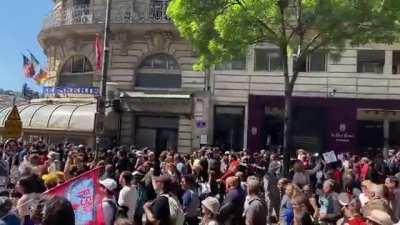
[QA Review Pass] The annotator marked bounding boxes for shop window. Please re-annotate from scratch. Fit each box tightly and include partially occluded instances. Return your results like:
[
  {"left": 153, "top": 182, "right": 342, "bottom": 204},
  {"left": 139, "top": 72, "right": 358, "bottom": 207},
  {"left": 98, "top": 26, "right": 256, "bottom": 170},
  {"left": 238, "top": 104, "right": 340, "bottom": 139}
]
[
  {"left": 357, "top": 120, "right": 384, "bottom": 149},
  {"left": 216, "top": 57, "right": 246, "bottom": 70},
  {"left": 296, "top": 51, "right": 327, "bottom": 72},
  {"left": 136, "top": 54, "right": 181, "bottom": 89},
  {"left": 59, "top": 55, "right": 93, "bottom": 87},
  {"left": 254, "top": 49, "right": 283, "bottom": 71},
  {"left": 214, "top": 106, "right": 244, "bottom": 151},
  {"left": 393, "top": 51, "right": 400, "bottom": 74},
  {"left": 357, "top": 50, "right": 385, "bottom": 73}
]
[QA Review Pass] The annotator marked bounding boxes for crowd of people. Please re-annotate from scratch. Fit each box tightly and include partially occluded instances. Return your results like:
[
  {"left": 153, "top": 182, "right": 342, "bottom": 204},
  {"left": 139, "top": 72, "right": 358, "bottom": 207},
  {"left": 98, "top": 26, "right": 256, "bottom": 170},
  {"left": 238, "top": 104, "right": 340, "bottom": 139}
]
[{"left": 0, "top": 138, "right": 400, "bottom": 225}]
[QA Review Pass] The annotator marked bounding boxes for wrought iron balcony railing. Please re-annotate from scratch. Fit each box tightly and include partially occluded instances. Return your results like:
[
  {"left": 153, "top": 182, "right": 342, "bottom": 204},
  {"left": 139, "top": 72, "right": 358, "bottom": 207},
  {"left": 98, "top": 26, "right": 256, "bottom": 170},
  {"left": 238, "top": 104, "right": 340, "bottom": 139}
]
[{"left": 42, "top": 1, "right": 170, "bottom": 30}]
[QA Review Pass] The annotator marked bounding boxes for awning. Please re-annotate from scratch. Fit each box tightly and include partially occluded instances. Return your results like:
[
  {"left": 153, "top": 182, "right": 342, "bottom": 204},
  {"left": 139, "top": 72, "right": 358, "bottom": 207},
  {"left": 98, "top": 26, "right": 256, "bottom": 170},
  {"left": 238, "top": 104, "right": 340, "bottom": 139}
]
[
  {"left": 0, "top": 102, "right": 97, "bottom": 132},
  {"left": 121, "top": 91, "right": 193, "bottom": 115}
]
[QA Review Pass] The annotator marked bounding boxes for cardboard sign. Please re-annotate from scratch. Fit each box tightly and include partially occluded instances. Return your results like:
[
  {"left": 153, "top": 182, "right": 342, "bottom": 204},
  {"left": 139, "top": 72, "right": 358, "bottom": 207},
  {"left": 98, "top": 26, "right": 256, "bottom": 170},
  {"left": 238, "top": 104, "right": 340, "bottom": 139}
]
[{"left": 323, "top": 151, "right": 337, "bottom": 163}]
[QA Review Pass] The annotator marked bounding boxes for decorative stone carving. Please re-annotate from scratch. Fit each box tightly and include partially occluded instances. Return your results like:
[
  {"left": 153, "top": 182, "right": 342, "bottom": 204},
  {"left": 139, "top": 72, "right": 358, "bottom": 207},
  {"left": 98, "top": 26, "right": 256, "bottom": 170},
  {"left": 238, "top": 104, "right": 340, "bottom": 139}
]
[
  {"left": 64, "top": 38, "right": 76, "bottom": 54},
  {"left": 144, "top": 31, "right": 173, "bottom": 52},
  {"left": 115, "top": 32, "right": 129, "bottom": 55}
]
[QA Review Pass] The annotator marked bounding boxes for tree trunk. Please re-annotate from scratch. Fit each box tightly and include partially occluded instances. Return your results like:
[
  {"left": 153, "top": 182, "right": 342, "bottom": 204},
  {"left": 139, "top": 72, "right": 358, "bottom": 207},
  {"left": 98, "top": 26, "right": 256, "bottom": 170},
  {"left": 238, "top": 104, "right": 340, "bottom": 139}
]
[
  {"left": 283, "top": 88, "right": 293, "bottom": 177},
  {"left": 281, "top": 44, "right": 293, "bottom": 178}
]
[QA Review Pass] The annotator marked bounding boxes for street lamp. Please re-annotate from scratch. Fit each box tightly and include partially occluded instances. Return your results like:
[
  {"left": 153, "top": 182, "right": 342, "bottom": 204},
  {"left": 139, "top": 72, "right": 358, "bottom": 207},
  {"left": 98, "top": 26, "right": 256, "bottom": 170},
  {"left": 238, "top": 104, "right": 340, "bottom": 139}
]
[{"left": 95, "top": 0, "right": 112, "bottom": 161}]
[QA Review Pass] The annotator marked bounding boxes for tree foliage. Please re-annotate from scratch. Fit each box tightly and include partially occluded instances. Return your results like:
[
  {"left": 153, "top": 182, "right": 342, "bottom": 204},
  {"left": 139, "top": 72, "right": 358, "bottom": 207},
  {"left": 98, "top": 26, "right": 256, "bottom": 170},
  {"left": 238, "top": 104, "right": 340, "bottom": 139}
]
[
  {"left": 168, "top": 0, "right": 400, "bottom": 74},
  {"left": 168, "top": 0, "right": 400, "bottom": 175}
]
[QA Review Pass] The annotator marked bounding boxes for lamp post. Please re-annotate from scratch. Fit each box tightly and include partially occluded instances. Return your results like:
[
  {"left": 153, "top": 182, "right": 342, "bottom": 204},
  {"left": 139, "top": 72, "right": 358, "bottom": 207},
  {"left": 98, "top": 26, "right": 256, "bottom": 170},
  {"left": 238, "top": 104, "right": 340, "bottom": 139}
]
[{"left": 95, "top": 0, "right": 112, "bottom": 161}]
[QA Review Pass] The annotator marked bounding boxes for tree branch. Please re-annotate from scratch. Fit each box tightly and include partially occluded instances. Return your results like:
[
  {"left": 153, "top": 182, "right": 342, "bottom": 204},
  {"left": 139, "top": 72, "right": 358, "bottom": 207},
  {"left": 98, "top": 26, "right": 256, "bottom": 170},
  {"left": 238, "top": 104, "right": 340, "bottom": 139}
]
[{"left": 234, "top": 0, "right": 280, "bottom": 40}]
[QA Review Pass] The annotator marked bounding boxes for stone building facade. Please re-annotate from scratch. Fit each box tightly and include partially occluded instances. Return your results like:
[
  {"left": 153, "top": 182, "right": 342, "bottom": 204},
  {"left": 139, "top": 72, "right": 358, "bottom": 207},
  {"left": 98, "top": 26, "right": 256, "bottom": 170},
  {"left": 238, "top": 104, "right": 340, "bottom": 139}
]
[{"left": 33, "top": 0, "right": 400, "bottom": 153}]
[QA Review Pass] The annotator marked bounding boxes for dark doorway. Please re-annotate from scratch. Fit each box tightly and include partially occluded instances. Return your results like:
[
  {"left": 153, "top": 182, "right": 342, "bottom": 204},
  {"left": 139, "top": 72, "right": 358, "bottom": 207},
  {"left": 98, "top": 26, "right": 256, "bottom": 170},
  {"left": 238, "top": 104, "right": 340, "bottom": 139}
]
[
  {"left": 262, "top": 112, "right": 284, "bottom": 150},
  {"left": 135, "top": 116, "right": 178, "bottom": 153},
  {"left": 292, "top": 106, "right": 326, "bottom": 153},
  {"left": 357, "top": 120, "right": 384, "bottom": 150},
  {"left": 214, "top": 106, "right": 244, "bottom": 151}
]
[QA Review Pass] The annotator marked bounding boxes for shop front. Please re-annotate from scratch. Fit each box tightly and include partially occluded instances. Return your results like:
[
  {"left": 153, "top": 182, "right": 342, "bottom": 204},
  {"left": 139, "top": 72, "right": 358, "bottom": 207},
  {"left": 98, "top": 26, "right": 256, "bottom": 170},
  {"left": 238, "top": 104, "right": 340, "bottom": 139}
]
[{"left": 248, "top": 95, "right": 400, "bottom": 153}]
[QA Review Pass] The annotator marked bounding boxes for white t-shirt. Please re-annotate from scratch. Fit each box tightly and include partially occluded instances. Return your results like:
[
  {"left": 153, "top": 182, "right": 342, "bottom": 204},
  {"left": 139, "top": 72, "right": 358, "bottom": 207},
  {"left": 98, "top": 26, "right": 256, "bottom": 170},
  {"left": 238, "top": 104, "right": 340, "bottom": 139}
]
[
  {"left": 118, "top": 185, "right": 138, "bottom": 220},
  {"left": 102, "top": 197, "right": 117, "bottom": 225}
]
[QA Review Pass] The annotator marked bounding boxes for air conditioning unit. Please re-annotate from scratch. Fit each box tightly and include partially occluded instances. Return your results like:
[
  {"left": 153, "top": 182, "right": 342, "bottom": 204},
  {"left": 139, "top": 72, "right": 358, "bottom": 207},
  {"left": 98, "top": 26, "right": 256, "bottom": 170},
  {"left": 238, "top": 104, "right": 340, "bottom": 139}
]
[{"left": 80, "top": 14, "right": 93, "bottom": 24}]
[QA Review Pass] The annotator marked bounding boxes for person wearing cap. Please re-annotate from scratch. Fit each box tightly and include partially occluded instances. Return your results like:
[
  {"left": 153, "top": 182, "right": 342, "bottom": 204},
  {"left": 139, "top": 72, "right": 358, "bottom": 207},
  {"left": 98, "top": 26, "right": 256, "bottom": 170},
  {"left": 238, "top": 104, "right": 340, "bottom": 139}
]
[
  {"left": 201, "top": 197, "right": 220, "bottom": 225},
  {"left": 365, "top": 210, "right": 393, "bottom": 225},
  {"left": 337, "top": 193, "right": 366, "bottom": 225},
  {"left": 100, "top": 178, "right": 118, "bottom": 225}
]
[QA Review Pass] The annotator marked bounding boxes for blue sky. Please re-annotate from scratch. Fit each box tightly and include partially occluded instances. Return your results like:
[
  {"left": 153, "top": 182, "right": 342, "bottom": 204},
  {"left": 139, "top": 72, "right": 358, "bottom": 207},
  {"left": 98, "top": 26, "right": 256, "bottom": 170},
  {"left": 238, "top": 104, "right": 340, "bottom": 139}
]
[{"left": 0, "top": 1, "right": 53, "bottom": 92}]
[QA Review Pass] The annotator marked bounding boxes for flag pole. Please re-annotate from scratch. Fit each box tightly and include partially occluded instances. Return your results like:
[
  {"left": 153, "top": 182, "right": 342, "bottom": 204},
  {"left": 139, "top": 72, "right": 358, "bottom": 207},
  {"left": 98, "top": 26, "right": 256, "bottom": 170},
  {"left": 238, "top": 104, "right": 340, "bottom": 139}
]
[{"left": 95, "top": 0, "right": 112, "bottom": 162}]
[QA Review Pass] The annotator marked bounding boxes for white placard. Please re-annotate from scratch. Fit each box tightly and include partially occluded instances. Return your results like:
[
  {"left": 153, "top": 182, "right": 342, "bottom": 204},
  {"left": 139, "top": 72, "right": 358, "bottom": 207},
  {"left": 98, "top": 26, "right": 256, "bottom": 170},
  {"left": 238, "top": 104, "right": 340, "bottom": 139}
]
[
  {"left": 200, "top": 134, "right": 208, "bottom": 145},
  {"left": 323, "top": 151, "right": 337, "bottom": 163}
]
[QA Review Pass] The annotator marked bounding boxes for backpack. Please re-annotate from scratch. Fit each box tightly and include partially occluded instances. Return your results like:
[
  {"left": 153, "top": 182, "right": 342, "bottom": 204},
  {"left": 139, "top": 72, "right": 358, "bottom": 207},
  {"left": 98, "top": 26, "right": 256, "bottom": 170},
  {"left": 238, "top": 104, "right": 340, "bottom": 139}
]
[{"left": 160, "top": 194, "right": 185, "bottom": 225}]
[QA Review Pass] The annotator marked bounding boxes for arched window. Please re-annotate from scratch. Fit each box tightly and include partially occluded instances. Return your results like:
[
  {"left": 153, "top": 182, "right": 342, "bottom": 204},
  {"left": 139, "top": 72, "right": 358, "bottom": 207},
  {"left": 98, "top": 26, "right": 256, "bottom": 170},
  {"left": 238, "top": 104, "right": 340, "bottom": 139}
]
[
  {"left": 59, "top": 55, "right": 94, "bottom": 87},
  {"left": 136, "top": 54, "right": 181, "bottom": 89}
]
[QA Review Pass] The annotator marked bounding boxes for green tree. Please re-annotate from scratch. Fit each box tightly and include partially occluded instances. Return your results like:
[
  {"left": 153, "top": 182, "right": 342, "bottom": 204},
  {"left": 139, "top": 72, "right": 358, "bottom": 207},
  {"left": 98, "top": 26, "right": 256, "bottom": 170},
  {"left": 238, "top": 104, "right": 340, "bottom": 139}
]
[{"left": 168, "top": 0, "right": 400, "bottom": 176}]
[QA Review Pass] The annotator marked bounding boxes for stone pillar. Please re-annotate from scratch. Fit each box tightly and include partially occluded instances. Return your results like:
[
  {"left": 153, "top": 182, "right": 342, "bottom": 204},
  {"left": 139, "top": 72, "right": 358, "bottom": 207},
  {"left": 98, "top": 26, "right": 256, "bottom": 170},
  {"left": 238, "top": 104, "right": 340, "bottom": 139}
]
[
  {"left": 384, "top": 50, "right": 393, "bottom": 75},
  {"left": 178, "top": 116, "right": 192, "bottom": 154},
  {"left": 383, "top": 117, "right": 390, "bottom": 148}
]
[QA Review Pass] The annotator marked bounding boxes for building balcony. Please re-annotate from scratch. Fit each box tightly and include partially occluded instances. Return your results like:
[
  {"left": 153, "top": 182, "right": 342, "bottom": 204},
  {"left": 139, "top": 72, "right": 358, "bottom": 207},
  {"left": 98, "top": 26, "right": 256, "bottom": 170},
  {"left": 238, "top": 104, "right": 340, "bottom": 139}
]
[{"left": 42, "top": 1, "right": 170, "bottom": 30}]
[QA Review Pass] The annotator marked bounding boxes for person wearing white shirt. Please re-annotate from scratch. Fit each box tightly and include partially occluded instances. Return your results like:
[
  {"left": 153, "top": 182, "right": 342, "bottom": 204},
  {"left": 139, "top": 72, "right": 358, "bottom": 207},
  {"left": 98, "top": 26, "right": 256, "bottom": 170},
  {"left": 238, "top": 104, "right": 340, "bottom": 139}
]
[
  {"left": 118, "top": 171, "right": 138, "bottom": 220},
  {"left": 100, "top": 178, "right": 118, "bottom": 225}
]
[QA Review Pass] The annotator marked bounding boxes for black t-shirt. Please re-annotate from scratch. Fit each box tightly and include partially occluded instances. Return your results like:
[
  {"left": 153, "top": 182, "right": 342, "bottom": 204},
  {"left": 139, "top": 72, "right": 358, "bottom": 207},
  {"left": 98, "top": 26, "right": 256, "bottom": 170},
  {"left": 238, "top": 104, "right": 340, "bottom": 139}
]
[{"left": 151, "top": 195, "right": 170, "bottom": 225}]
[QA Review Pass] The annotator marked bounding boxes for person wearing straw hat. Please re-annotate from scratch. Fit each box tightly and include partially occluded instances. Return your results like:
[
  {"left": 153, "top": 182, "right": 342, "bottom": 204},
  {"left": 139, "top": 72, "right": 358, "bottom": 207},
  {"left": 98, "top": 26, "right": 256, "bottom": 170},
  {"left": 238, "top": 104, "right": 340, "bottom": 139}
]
[
  {"left": 201, "top": 197, "right": 220, "bottom": 225},
  {"left": 365, "top": 210, "right": 393, "bottom": 225}
]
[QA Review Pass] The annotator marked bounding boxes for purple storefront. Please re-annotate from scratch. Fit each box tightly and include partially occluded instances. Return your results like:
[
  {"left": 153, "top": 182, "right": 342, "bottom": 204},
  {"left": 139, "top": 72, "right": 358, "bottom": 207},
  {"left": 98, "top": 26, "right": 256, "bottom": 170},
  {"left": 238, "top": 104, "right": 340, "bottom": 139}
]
[{"left": 248, "top": 95, "right": 400, "bottom": 153}]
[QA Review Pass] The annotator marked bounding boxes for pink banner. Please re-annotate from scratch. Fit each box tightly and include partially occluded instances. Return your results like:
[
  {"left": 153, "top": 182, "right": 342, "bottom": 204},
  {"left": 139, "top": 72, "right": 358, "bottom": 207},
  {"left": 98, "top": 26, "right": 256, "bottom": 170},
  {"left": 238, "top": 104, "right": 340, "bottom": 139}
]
[{"left": 46, "top": 167, "right": 105, "bottom": 225}]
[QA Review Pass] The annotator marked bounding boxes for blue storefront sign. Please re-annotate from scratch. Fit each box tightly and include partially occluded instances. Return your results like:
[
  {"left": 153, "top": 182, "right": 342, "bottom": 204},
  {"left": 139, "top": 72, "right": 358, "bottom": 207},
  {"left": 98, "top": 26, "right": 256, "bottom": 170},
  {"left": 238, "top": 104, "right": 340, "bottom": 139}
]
[{"left": 43, "top": 87, "right": 100, "bottom": 97}]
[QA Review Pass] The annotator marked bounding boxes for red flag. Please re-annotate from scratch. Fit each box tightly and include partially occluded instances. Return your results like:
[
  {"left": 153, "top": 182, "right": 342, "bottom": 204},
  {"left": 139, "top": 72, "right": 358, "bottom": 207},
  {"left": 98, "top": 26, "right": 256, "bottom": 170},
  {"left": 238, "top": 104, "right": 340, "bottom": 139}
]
[
  {"left": 45, "top": 167, "right": 105, "bottom": 225},
  {"left": 22, "top": 54, "right": 35, "bottom": 78},
  {"left": 95, "top": 34, "right": 103, "bottom": 72}
]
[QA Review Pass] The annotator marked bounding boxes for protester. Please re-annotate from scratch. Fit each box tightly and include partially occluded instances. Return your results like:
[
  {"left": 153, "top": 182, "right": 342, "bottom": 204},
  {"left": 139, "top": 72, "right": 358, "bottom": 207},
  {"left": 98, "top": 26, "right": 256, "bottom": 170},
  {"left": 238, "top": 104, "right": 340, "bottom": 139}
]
[
  {"left": 181, "top": 174, "right": 200, "bottom": 225},
  {"left": 100, "top": 178, "right": 118, "bottom": 225},
  {"left": 118, "top": 171, "right": 138, "bottom": 220},
  {"left": 144, "top": 176, "right": 171, "bottom": 225},
  {"left": 40, "top": 196, "right": 75, "bottom": 225},
  {"left": 218, "top": 176, "right": 245, "bottom": 225},
  {"left": 318, "top": 179, "right": 341, "bottom": 224},
  {"left": 2, "top": 137, "right": 400, "bottom": 225},
  {"left": 201, "top": 197, "right": 220, "bottom": 225},
  {"left": 0, "top": 196, "right": 20, "bottom": 225},
  {"left": 244, "top": 177, "right": 266, "bottom": 225},
  {"left": 16, "top": 173, "right": 46, "bottom": 225}
]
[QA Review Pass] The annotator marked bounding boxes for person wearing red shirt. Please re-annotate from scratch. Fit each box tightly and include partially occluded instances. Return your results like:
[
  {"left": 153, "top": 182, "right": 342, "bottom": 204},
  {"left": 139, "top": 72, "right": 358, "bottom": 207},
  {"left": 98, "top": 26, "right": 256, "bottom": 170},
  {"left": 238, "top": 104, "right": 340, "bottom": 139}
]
[
  {"left": 218, "top": 154, "right": 240, "bottom": 182},
  {"left": 338, "top": 193, "right": 367, "bottom": 225},
  {"left": 360, "top": 158, "right": 371, "bottom": 182}
]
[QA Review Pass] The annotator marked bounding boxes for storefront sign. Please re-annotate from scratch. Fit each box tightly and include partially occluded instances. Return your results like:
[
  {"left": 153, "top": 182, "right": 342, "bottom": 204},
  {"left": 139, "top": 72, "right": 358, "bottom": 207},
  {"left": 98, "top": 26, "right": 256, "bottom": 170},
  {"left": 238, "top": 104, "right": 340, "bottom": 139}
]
[
  {"left": 330, "top": 123, "right": 355, "bottom": 143},
  {"left": 196, "top": 121, "right": 206, "bottom": 128},
  {"left": 43, "top": 87, "right": 100, "bottom": 98}
]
